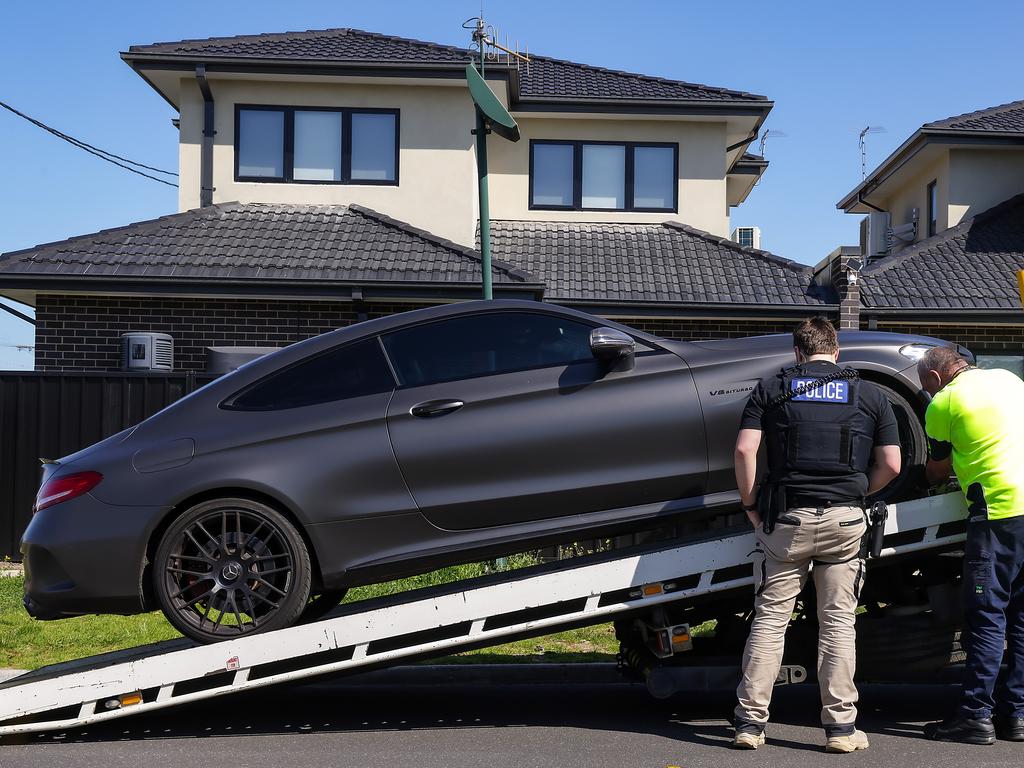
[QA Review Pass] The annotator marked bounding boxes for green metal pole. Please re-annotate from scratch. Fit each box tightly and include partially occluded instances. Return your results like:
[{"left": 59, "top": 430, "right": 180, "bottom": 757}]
[{"left": 476, "top": 106, "right": 492, "bottom": 301}]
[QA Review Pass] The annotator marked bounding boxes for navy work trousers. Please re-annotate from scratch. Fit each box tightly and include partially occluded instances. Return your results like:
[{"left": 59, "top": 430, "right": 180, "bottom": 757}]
[{"left": 959, "top": 515, "right": 1024, "bottom": 720}]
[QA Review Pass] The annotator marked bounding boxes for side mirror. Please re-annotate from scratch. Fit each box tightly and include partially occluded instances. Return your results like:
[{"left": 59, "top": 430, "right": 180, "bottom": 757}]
[{"left": 590, "top": 327, "right": 636, "bottom": 371}]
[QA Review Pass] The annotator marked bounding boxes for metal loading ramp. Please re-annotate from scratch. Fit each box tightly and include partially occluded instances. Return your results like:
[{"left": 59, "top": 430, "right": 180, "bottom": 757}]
[{"left": 0, "top": 493, "right": 967, "bottom": 736}]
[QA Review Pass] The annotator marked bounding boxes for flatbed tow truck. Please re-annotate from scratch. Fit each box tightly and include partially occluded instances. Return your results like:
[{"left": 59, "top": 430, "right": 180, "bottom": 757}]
[{"left": 0, "top": 491, "right": 969, "bottom": 737}]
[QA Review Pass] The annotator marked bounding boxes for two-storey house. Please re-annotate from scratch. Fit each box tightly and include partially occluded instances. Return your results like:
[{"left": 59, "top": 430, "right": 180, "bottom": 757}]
[
  {"left": 833, "top": 99, "right": 1024, "bottom": 375},
  {"left": 0, "top": 27, "right": 833, "bottom": 372}
]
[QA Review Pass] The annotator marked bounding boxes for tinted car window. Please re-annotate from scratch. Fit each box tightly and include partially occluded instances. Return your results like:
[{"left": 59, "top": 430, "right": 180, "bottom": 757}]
[
  {"left": 382, "top": 312, "right": 596, "bottom": 387},
  {"left": 226, "top": 338, "right": 395, "bottom": 410}
]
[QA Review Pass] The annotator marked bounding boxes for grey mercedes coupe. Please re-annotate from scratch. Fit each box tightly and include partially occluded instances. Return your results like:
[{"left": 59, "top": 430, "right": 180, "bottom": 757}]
[{"left": 21, "top": 300, "right": 963, "bottom": 643}]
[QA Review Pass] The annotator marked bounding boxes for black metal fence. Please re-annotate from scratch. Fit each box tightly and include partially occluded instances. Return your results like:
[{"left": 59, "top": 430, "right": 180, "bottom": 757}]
[{"left": 0, "top": 372, "right": 216, "bottom": 558}]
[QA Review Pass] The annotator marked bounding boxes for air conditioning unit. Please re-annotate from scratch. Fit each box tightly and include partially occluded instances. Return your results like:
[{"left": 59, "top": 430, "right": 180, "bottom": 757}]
[
  {"left": 121, "top": 332, "right": 173, "bottom": 371},
  {"left": 731, "top": 226, "right": 761, "bottom": 250},
  {"left": 865, "top": 211, "right": 890, "bottom": 260}
]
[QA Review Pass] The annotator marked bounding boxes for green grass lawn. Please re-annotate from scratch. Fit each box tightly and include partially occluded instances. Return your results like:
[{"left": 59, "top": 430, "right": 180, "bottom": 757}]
[{"left": 0, "top": 557, "right": 621, "bottom": 670}]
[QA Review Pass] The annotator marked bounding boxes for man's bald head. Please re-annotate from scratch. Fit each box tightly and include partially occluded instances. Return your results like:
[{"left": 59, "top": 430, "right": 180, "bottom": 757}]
[{"left": 918, "top": 347, "right": 969, "bottom": 396}]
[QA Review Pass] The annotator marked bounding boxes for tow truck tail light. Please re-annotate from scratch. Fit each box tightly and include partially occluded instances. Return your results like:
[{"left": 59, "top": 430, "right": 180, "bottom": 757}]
[{"left": 34, "top": 471, "right": 103, "bottom": 513}]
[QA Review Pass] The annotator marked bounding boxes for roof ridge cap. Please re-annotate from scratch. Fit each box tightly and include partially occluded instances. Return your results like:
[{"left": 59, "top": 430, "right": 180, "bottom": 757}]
[
  {"left": 662, "top": 220, "right": 812, "bottom": 273},
  {"left": 349, "top": 205, "right": 538, "bottom": 283}
]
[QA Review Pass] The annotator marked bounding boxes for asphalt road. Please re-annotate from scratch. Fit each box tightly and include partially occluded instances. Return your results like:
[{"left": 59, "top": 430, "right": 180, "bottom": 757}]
[{"left": 1, "top": 665, "right": 1021, "bottom": 768}]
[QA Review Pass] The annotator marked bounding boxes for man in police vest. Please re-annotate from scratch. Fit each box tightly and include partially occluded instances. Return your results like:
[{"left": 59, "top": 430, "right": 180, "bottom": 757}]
[
  {"left": 731, "top": 317, "right": 902, "bottom": 752},
  {"left": 920, "top": 347, "right": 1024, "bottom": 744}
]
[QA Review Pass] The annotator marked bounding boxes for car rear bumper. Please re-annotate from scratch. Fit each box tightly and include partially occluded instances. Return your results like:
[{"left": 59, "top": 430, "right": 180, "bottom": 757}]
[{"left": 20, "top": 492, "right": 171, "bottom": 619}]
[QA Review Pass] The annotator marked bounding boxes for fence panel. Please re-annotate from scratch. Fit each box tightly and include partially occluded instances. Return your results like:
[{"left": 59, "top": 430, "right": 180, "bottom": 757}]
[{"left": 0, "top": 372, "right": 216, "bottom": 558}]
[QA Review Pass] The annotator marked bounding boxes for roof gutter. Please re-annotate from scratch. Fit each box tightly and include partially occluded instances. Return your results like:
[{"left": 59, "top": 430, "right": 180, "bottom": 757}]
[
  {"left": 0, "top": 300, "right": 34, "bottom": 326},
  {"left": 195, "top": 64, "right": 215, "bottom": 207}
]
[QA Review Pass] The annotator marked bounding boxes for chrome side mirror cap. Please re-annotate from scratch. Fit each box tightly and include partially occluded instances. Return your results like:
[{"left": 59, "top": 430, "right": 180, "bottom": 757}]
[{"left": 590, "top": 327, "right": 636, "bottom": 371}]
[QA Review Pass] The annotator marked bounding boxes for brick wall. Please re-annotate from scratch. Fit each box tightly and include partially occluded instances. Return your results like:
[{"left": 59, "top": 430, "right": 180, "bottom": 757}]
[
  {"left": 32, "top": 293, "right": 842, "bottom": 371},
  {"left": 34, "top": 294, "right": 432, "bottom": 372},
  {"left": 862, "top": 320, "right": 1024, "bottom": 354},
  {"left": 612, "top": 316, "right": 806, "bottom": 340}
]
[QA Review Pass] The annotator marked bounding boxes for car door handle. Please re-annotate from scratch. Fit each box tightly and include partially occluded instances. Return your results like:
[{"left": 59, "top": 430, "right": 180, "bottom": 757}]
[{"left": 410, "top": 399, "right": 465, "bottom": 418}]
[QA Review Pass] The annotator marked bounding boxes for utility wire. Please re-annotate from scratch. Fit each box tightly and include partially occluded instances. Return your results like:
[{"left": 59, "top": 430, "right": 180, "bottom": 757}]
[{"left": 0, "top": 99, "right": 179, "bottom": 188}]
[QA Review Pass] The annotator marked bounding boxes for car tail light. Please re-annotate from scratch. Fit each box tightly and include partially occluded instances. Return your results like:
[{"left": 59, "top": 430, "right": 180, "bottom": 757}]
[{"left": 34, "top": 471, "right": 103, "bottom": 513}]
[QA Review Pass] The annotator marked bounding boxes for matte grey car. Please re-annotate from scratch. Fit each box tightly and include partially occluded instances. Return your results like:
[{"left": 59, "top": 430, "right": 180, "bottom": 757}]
[{"left": 21, "top": 300, "right": 962, "bottom": 643}]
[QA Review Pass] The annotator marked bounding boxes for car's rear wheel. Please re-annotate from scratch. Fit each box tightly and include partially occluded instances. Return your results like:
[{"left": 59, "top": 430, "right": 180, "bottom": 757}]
[
  {"left": 154, "top": 497, "right": 311, "bottom": 644},
  {"left": 873, "top": 382, "right": 928, "bottom": 501}
]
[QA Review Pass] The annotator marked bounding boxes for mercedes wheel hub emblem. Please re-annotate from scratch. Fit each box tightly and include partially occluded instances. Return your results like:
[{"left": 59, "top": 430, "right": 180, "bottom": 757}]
[{"left": 221, "top": 562, "right": 243, "bottom": 582}]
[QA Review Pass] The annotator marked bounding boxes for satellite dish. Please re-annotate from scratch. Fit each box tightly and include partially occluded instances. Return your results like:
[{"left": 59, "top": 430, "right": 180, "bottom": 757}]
[{"left": 466, "top": 63, "right": 520, "bottom": 142}]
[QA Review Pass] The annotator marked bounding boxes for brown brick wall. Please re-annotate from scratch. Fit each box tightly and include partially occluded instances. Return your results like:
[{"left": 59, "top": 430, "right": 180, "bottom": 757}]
[
  {"left": 862, "top": 320, "right": 1024, "bottom": 354},
  {"left": 34, "top": 294, "right": 433, "bottom": 372}
]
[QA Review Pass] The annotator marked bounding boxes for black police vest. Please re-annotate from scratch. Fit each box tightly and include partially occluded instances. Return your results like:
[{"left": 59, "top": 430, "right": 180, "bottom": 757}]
[{"left": 765, "top": 365, "right": 874, "bottom": 481}]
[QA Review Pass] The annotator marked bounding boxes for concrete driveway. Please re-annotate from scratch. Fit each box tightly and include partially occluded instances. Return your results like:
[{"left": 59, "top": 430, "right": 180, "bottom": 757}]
[{"left": 1, "top": 664, "right": 1020, "bottom": 767}]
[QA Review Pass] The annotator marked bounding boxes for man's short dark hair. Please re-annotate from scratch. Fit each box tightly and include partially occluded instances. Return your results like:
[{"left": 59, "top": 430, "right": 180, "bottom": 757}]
[{"left": 793, "top": 317, "right": 839, "bottom": 357}]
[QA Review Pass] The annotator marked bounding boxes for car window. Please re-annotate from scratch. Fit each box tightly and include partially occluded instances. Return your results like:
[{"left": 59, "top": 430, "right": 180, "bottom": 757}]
[
  {"left": 381, "top": 312, "right": 597, "bottom": 387},
  {"left": 226, "top": 338, "right": 395, "bottom": 410}
]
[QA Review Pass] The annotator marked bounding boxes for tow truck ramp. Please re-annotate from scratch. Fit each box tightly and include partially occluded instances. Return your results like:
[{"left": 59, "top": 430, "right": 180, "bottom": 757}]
[{"left": 0, "top": 493, "right": 967, "bottom": 736}]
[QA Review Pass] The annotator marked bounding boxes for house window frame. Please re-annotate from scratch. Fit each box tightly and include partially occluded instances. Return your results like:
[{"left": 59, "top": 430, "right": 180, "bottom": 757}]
[
  {"left": 528, "top": 139, "right": 678, "bottom": 213},
  {"left": 926, "top": 179, "right": 937, "bottom": 237},
  {"left": 234, "top": 104, "right": 400, "bottom": 186}
]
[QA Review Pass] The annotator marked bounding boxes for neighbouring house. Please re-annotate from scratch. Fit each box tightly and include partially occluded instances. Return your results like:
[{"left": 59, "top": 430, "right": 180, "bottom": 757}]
[
  {"left": 829, "top": 99, "right": 1024, "bottom": 374},
  {"left": 0, "top": 26, "right": 835, "bottom": 372}
]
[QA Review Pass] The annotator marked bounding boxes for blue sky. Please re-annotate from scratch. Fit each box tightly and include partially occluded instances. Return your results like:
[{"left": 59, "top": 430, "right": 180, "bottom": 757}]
[{"left": 1, "top": 0, "right": 1022, "bottom": 367}]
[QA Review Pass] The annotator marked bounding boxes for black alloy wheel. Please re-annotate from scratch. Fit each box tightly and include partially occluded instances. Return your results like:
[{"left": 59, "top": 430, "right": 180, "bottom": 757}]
[
  {"left": 154, "top": 498, "right": 311, "bottom": 643},
  {"left": 873, "top": 383, "right": 928, "bottom": 502}
]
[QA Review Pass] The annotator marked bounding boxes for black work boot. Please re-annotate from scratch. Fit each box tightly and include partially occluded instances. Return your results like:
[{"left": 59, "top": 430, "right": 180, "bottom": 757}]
[
  {"left": 924, "top": 714, "right": 996, "bottom": 745},
  {"left": 993, "top": 715, "right": 1024, "bottom": 742}
]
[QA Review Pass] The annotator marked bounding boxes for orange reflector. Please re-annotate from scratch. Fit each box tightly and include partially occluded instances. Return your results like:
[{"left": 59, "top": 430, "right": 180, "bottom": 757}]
[
  {"left": 672, "top": 634, "right": 691, "bottom": 645},
  {"left": 642, "top": 583, "right": 663, "bottom": 596},
  {"left": 119, "top": 692, "right": 143, "bottom": 707}
]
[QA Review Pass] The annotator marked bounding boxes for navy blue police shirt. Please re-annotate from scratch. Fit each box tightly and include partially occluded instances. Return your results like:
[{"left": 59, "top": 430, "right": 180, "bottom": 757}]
[{"left": 739, "top": 359, "right": 901, "bottom": 501}]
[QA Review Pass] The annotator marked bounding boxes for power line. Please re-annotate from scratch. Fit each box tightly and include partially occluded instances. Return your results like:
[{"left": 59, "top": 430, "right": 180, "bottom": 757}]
[{"left": 0, "top": 98, "right": 179, "bottom": 188}]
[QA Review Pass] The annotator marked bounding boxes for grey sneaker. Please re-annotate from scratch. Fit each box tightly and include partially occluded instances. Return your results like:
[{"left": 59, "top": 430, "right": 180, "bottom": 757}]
[
  {"left": 732, "top": 730, "right": 766, "bottom": 749},
  {"left": 825, "top": 729, "right": 869, "bottom": 753}
]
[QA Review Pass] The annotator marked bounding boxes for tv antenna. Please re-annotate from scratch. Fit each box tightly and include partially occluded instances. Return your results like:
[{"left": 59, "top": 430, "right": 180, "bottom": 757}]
[
  {"left": 859, "top": 126, "right": 886, "bottom": 180},
  {"left": 462, "top": 14, "right": 530, "bottom": 75},
  {"left": 757, "top": 129, "right": 788, "bottom": 157}
]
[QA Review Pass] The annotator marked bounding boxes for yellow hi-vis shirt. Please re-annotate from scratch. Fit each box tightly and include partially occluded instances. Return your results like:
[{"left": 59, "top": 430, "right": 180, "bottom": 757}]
[{"left": 925, "top": 367, "right": 1024, "bottom": 520}]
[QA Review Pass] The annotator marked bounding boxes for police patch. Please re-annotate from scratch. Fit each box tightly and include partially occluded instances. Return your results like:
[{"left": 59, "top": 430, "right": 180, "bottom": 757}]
[{"left": 791, "top": 378, "right": 850, "bottom": 403}]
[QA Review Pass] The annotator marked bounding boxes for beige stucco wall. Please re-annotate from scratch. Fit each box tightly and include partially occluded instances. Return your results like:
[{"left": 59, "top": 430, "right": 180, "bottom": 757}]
[
  {"left": 176, "top": 76, "right": 732, "bottom": 245},
  {"left": 948, "top": 148, "right": 1024, "bottom": 226},
  {"left": 178, "top": 77, "right": 480, "bottom": 245},
  {"left": 487, "top": 119, "right": 729, "bottom": 236},
  {"left": 875, "top": 150, "right": 948, "bottom": 251}
]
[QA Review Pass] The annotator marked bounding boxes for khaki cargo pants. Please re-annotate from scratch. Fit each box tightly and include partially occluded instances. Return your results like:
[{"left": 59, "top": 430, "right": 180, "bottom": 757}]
[{"left": 734, "top": 505, "right": 867, "bottom": 734}]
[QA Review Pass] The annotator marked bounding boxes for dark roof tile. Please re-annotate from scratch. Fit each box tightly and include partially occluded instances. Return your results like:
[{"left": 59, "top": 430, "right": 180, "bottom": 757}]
[
  {"left": 0, "top": 203, "right": 536, "bottom": 288},
  {"left": 488, "top": 220, "right": 829, "bottom": 307},
  {"left": 128, "top": 27, "right": 767, "bottom": 104},
  {"left": 860, "top": 193, "right": 1024, "bottom": 311},
  {"left": 924, "top": 99, "right": 1024, "bottom": 133}
]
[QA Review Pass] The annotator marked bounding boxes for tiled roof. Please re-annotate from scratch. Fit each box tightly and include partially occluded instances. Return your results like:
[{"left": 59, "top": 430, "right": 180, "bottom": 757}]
[
  {"left": 488, "top": 220, "right": 830, "bottom": 307},
  {"left": 924, "top": 99, "right": 1024, "bottom": 133},
  {"left": 0, "top": 203, "right": 536, "bottom": 287},
  {"left": 127, "top": 27, "right": 768, "bottom": 104},
  {"left": 860, "top": 193, "right": 1024, "bottom": 311}
]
